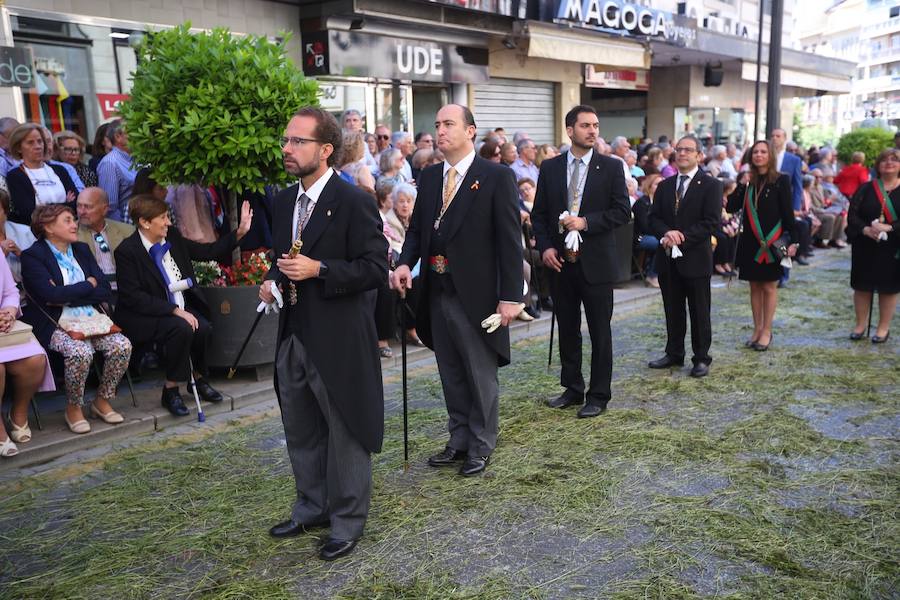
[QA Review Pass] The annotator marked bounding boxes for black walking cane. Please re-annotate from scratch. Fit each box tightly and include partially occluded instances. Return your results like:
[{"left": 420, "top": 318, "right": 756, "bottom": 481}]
[
  {"left": 228, "top": 240, "right": 302, "bottom": 378},
  {"left": 547, "top": 287, "right": 556, "bottom": 371},
  {"left": 397, "top": 288, "right": 413, "bottom": 472}
]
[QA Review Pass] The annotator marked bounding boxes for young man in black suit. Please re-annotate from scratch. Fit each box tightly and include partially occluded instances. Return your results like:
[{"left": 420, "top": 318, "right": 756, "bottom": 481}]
[
  {"left": 531, "top": 105, "right": 631, "bottom": 418},
  {"left": 647, "top": 134, "right": 722, "bottom": 377},
  {"left": 259, "top": 107, "right": 387, "bottom": 561},
  {"left": 393, "top": 104, "right": 522, "bottom": 476}
]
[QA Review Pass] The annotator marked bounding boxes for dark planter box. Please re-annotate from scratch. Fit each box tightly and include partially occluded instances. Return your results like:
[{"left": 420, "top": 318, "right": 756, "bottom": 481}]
[{"left": 201, "top": 286, "right": 278, "bottom": 368}]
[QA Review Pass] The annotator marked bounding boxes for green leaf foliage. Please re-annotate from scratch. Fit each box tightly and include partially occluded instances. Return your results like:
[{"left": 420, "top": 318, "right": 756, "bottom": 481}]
[
  {"left": 836, "top": 127, "right": 894, "bottom": 167},
  {"left": 119, "top": 24, "right": 318, "bottom": 194}
]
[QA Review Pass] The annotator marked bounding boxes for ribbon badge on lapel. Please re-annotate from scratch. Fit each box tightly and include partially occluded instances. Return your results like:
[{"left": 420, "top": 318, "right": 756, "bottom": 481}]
[{"left": 471, "top": 180, "right": 480, "bottom": 191}]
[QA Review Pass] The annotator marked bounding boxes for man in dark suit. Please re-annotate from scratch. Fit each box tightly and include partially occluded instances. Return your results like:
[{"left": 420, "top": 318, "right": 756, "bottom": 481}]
[
  {"left": 392, "top": 104, "right": 521, "bottom": 477},
  {"left": 259, "top": 107, "right": 387, "bottom": 561},
  {"left": 771, "top": 128, "right": 807, "bottom": 284},
  {"left": 647, "top": 134, "right": 722, "bottom": 377},
  {"left": 531, "top": 105, "right": 631, "bottom": 418}
]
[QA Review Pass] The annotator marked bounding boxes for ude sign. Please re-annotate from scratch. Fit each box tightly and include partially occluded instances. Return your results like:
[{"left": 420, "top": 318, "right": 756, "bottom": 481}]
[
  {"left": 0, "top": 47, "right": 35, "bottom": 88},
  {"left": 302, "top": 30, "right": 488, "bottom": 84}
]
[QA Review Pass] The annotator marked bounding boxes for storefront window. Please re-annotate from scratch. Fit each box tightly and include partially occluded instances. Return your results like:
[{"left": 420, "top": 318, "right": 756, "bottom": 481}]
[
  {"left": 375, "top": 84, "right": 410, "bottom": 132},
  {"left": 11, "top": 16, "right": 139, "bottom": 142}
]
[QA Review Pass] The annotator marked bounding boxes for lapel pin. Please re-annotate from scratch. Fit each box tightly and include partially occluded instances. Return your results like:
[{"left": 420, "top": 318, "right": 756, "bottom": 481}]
[
  {"left": 471, "top": 180, "right": 480, "bottom": 191},
  {"left": 326, "top": 209, "right": 332, "bottom": 217}
]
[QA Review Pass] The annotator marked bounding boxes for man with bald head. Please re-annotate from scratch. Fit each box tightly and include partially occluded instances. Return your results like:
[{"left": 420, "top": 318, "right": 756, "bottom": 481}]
[
  {"left": 393, "top": 103, "right": 521, "bottom": 477},
  {"left": 77, "top": 187, "right": 135, "bottom": 289}
]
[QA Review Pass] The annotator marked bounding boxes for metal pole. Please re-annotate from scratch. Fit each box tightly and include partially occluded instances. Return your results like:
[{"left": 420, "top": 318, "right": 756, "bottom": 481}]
[
  {"left": 753, "top": 0, "right": 765, "bottom": 141},
  {"left": 765, "top": 0, "right": 785, "bottom": 138}
]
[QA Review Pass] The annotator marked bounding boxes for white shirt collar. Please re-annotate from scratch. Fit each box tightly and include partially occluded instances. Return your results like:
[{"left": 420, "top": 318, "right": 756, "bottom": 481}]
[
  {"left": 443, "top": 149, "right": 476, "bottom": 178},
  {"left": 295, "top": 168, "right": 335, "bottom": 203},
  {"left": 677, "top": 166, "right": 699, "bottom": 182},
  {"left": 568, "top": 148, "right": 593, "bottom": 166},
  {"left": 138, "top": 229, "right": 162, "bottom": 251}
]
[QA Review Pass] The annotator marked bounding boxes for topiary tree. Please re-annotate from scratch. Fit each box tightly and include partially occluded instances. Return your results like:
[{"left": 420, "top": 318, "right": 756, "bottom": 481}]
[
  {"left": 119, "top": 24, "right": 317, "bottom": 228},
  {"left": 836, "top": 128, "right": 894, "bottom": 167}
]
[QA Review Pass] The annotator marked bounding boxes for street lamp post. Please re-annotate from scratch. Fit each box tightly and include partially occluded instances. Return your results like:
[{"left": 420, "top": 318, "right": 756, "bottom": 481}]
[{"left": 765, "top": 0, "right": 785, "bottom": 138}]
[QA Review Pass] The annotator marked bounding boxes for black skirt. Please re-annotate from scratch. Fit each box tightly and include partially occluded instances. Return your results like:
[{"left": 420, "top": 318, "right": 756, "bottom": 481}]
[{"left": 848, "top": 183, "right": 900, "bottom": 294}]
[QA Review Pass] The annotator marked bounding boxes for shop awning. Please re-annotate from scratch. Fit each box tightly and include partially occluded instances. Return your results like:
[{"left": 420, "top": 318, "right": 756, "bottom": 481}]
[
  {"left": 522, "top": 21, "right": 649, "bottom": 70},
  {"left": 740, "top": 62, "right": 852, "bottom": 95}
]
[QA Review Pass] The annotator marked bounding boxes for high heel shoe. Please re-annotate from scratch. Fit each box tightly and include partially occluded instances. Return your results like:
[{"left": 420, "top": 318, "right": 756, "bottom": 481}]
[
  {"left": 0, "top": 436, "right": 18, "bottom": 457},
  {"left": 744, "top": 337, "right": 759, "bottom": 348},
  {"left": 849, "top": 330, "right": 866, "bottom": 341},
  {"left": 872, "top": 331, "right": 890, "bottom": 344},
  {"left": 752, "top": 333, "right": 773, "bottom": 352},
  {"left": 90, "top": 404, "right": 124, "bottom": 424},
  {"left": 65, "top": 412, "right": 91, "bottom": 434},
  {"left": 8, "top": 418, "right": 31, "bottom": 443}
]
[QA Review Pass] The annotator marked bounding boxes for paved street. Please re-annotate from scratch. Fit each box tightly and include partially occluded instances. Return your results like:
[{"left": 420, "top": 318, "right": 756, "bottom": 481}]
[{"left": 1, "top": 253, "right": 897, "bottom": 599}]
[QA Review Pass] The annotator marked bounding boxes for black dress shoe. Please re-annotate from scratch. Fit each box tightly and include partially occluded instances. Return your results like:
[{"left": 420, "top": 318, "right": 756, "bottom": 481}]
[
  {"left": 161, "top": 387, "right": 190, "bottom": 416},
  {"left": 872, "top": 332, "right": 890, "bottom": 344},
  {"left": 189, "top": 378, "right": 224, "bottom": 403},
  {"left": 268, "top": 518, "right": 329, "bottom": 538},
  {"left": 319, "top": 538, "right": 358, "bottom": 561},
  {"left": 577, "top": 403, "right": 607, "bottom": 418},
  {"left": 540, "top": 297, "right": 554, "bottom": 311},
  {"left": 459, "top": 455, "right": 489, "bottom": 476},
  {"left": 690, "top": 362, "right": 710, "bottom": 378},
  {"left": 427, "top": 446, "right": 467, "bottom": 467},
  {"left": 546, "top": 393, "right": 583, "bottom": 409},
  {"left": 648, "top": 355, "right": 684, "bottom": 369},
  {"left": 849, "top": 331, "right": 865, "bottom": 341}
]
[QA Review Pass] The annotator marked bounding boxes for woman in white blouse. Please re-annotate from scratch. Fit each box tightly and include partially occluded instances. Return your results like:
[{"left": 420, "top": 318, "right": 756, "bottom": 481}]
[{"left": 6, "top": 123, "right": 77, "bottom": 225}]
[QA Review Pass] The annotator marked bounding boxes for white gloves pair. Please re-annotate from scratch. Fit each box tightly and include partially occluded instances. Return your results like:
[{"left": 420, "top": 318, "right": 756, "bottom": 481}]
[
  {"left": 481, "top": 303, "right": 526, "bottom": 333},
  {"left": 872, "top": 220, "right": 889, "bottom": 242},
  {"left": 257, "top": 284, "right": 284, "bottom": 314},
  {"left": 558, "top": 211, "right": 582, "bottom": 251},
  {"left": 670, "top": 245, "right": 683, "bottom": 259}
]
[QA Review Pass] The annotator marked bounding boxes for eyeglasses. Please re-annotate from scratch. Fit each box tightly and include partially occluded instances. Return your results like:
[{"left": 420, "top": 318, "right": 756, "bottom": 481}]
[
  {"left": 280, "top": 136, "right": 322, "bottom": 148},
  {"left": 883, "top": 156, "right": 900, "bottom": 163},
  {"left": 61, "top": 147, "right": 81, "bottom": 154},
  {"left": 674, "top": 147, "right": 697, "bottom": 154},
  {"left": 376, "top": 134, "right": 390, "bottom": 140},
  {"left": 93, "top": 233, "right": 110, "bottom": 253}
]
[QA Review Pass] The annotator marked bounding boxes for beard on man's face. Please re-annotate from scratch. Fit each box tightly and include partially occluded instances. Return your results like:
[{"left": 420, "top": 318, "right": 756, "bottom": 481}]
[{"left": 283, "top": 151, "right": 320, "bottom": 178}]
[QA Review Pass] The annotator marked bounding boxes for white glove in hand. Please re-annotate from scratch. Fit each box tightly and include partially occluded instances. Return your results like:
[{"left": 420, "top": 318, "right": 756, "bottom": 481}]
[
  {"left": 670, "top": 245, "right": 683, "bottom": 259},
  {"left": 257, "top": 284, "right": 284, "bottom": 314},
  {"left": 564, "top": 230, "right": 582, "bottom": 252},
  {"left": 780, "top": 256, "right": 793, "bottom": 269},
  {"left": 878, "top": 231, "right": 888, "bottom": 242},
  {"left": 480, "top": 303, "right": 526, "bottom": 334}
]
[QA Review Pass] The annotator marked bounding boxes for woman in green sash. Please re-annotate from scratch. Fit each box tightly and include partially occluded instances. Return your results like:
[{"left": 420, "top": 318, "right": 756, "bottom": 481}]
[
  {"left": 727, "top": 140, "right": 797, "bottom": 351},
  {"left": 846, "top": 148, "right": 899, "bottom": 344}
]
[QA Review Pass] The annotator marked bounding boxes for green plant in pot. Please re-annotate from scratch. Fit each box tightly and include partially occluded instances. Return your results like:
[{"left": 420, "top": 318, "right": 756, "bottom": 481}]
[{"left": 119, "top": 24, "right": 318, "bottom": 370}]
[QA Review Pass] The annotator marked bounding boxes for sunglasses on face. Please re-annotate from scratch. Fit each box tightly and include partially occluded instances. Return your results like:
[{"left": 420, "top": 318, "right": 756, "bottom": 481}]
[
  {"left": 377, "top": 135, "right": 390, "bottom": 140},
  {"left": 93, "top": 233, "right": 110, "bottom": 253}
]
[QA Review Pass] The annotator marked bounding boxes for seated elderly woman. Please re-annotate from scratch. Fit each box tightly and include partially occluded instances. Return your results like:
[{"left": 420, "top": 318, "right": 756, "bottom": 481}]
[
  {"left": 0, "top": 251, "right": 55, "bottom": 457},
  {"left": 113, "top": 195, "right": 252, "bottom": 416},
  {"left": 21, "top": 204, "right": 131, "bottom": 434}
]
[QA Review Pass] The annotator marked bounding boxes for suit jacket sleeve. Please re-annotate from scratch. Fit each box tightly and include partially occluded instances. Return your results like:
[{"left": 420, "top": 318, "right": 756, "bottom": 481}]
[
  {"left": 648, "top": 192, "right": 669, "bottom": 239},
  {"left": 494, "top": 165, "right": 526, "bottom": 302},
  {"left": 7, "top": 170, "right": 34, "bottom": 224},
  {"left": 322, "top": 192, "right": 388, "bottom": 298},
  {"left": 21, "top": 246, "right": 99, "bottom": 306},
  {"left": 582, "top": 161, "right": 630, "bottom": 235},
  {"left": 182, "top": 229, "right": 238, "bottom": 262},
  {"left": 789, "top": 157, "right": 803, "bottom": 212},
  {"left": 845, "top": 183, "right": 869, "bottom": 242},
  {"left": 114, "top": 242, "right": 179, "bottom": 317},
  {"left": 531, "top": 161, "right": 553, "bottom": 254},
  {"left": 682, "top": 178, "right": 723, "bottom": 249}
]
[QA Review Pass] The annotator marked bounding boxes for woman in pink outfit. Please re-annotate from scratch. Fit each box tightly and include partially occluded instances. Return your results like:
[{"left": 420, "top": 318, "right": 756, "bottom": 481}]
[{"left": 0, "top": 253, "right": 54, "bottom": 457}]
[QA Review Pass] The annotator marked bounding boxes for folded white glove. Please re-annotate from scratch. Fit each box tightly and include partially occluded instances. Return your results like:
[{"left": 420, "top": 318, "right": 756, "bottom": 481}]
[
  {"left": 564, "top": 230, "right": 582, "bottom": 252},
  {"left": 481, "top": 303, "right": 526, "bottom": 334},
  {"left": 878, "top": 231, "right": 888, "bottom": 242},
  {"left": 670, "top": 245, "right": 683, "bottom": 258},
  {"left": 257, "top": 284, "right": 284, "bottom": 314},
  {"left": 780, "top": 256, "right": 793, "bottom": 269}
]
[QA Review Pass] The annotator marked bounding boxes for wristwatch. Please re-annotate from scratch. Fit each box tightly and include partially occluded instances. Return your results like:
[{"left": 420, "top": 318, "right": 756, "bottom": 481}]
[{"left": 317, "top": 261, "right": 329, "bottom": 279}]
